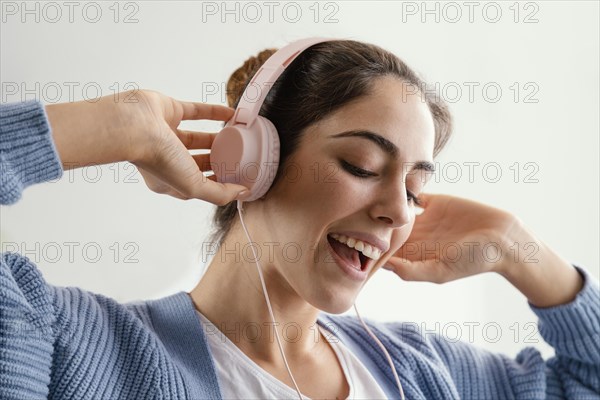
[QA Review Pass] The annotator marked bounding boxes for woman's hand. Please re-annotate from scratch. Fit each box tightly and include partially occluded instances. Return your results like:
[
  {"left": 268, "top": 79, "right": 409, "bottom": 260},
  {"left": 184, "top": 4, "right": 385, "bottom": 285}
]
[
  {"left": 384, "top": 193, "right": 520, "bottom": 283},
  {"left": 46, "top": 89, "right": 249, "bottom": 205},
  {"left": 384, "top": 193, "right": 584, "bottom": 308}
]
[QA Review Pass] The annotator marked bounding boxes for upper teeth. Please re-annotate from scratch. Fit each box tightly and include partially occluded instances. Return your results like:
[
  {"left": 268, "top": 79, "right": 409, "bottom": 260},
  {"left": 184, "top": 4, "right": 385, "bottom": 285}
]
[{"left": 329, "top": 233, "right": 382, "bottom": 261}]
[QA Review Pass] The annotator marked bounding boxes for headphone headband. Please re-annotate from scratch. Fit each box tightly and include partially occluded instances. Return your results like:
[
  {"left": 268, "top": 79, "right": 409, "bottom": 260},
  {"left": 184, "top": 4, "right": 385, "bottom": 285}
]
[
  {"left": 231, "top": 37, "right": 333, "bottom": 126},
  {"left": 211, "top": 37, "right": 342, "bottom": 202}
]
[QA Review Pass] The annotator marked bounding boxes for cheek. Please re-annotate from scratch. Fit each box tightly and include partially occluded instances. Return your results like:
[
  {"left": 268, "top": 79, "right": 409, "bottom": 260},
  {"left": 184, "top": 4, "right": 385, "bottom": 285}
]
[
  {"left": 283, "top": 160, "right": 362, "bottom": 212},
  {"left": 370, "top": 220, "right": 415, "bottom": 278},
  {"left": 388, "top": 218, "right": 416, "bottom": 254},
  {"left": 266, "top": 161, "right": 348, "bottom": 227}
]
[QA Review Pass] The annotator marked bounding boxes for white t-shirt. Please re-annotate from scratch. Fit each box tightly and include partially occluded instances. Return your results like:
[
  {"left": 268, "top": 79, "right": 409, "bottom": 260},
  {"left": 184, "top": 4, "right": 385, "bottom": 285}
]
[{"left": 196, "top": 310, "right": 388, "bottom": 400}]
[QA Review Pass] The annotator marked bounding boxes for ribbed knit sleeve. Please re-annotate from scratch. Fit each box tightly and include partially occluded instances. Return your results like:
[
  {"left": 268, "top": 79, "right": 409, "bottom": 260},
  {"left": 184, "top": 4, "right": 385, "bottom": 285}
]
[
  {"left": 425, "top": 264, "right": 600, "bottom": 399},
  {"left": 0, "top": 252, "right": 189, "bottom": 399},
  {"left": 0, "top": 100, "right": 63, "bottom": 205},
  {"left": 0, "top": 101, "right": 194, "bottom": 399},
  {"left": 329, "top": 264, "right": 600, "bottom": 399},
  {"left": 0, "top": 252, "right": 57, "bottom": 399},
  {"left": 528, "top": 265, "right": 600, "bottom": 398}
]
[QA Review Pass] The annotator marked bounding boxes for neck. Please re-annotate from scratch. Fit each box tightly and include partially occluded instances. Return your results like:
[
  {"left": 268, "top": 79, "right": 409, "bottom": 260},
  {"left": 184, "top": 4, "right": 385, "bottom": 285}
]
[{"left": 189, "top": 227, "right": 327, "bottom": 365}]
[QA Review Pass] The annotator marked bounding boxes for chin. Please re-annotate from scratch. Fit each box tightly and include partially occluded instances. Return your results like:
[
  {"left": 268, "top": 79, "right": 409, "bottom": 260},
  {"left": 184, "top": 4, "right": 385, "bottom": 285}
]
[
  {"left": 321, "top": 302, "right": 356, "bottom": 315},
  {"left": 307, "top": 285, "right": 359, "bottom": 315}
]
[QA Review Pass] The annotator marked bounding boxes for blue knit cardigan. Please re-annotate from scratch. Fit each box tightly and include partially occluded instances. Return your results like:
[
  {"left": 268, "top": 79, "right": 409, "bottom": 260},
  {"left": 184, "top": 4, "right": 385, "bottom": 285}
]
[{"left": 1, "top": 100, "right": 599, "bottom": 399}]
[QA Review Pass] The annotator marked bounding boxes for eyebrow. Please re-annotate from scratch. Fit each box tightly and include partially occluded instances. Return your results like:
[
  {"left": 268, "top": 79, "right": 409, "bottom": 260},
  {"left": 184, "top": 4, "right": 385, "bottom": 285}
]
[{"left": 329, "top": 130, "right": 436, "bottom": 172}]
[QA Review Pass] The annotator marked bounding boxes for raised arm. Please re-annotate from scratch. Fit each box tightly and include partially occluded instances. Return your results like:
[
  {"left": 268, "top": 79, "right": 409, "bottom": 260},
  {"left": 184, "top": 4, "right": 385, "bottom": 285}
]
[
  {"left": 1, "top": 92, "right": 248, "bottom": 206},
  {"left": 381, "top": 193, "right": 599, "bottom": 398}
]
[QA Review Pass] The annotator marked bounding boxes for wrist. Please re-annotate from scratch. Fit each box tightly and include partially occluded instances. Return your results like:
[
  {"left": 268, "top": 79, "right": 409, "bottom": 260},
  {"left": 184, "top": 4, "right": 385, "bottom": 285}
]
[
  {"left": 494, "top": 215, "right": 549, "bottom": 279},
  {"left": 46, "top": 96, "right": 132, "bottom": 169},
  {"left": 107, "top": 90, "right": 149, "bottom": 164},
  {"left": 494, "top": 217, "right": 583, "bottom": 307},
  {"left": 491, "top": 215, "right": 533, "bottom": 276}
]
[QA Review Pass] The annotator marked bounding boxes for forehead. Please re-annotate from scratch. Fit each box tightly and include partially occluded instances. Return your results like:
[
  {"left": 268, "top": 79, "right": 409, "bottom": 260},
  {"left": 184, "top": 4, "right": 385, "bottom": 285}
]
[{"left": 308, "top": 76, "right": 436, "bottom": 161}]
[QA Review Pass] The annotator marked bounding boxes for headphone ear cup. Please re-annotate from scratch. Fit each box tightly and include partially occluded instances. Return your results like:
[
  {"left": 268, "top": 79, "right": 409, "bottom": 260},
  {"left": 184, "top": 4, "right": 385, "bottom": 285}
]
[
  {"left": 210, "top": 117, "right": 280, "bottom": 202},
  {"left": 252, "top": 116, "right": 280, "bottom": 200}
]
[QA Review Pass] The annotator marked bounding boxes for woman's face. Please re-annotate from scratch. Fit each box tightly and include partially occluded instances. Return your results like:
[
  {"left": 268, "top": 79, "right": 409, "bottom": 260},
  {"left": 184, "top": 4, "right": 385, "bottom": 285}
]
[{"left": 246, "top": 76, "right": 436, "bottom": 314}]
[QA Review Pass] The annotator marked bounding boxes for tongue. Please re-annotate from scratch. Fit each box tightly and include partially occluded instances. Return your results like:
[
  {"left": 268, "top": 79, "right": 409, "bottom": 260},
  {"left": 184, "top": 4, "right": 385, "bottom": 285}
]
[{"left": 329, "top": 236, "right": 361, "bottom": 270}]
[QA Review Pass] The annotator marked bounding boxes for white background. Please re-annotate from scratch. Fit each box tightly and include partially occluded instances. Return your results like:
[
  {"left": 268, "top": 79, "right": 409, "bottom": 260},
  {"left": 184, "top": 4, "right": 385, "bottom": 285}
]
[{"left": 1, "top": 1, "right": 598, "bottom": 360}]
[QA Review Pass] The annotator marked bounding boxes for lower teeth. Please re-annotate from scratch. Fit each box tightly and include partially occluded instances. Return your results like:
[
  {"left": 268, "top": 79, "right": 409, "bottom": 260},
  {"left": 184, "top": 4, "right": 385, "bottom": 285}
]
[{"left": 328, "top": 235, "right": 363, "bottom": 271}]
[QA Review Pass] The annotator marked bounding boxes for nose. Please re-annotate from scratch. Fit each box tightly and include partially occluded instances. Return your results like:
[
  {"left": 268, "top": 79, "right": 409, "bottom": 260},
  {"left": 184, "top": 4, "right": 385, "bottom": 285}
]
[{"left": 369, "top": 179, "right": 412, "bottom": 228}]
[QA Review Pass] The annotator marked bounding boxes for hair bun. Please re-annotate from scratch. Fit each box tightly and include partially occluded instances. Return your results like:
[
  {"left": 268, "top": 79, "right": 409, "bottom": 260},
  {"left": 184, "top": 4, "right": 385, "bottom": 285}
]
[{"left": 226, "top": 48, "right": 278, "bottom": 108}]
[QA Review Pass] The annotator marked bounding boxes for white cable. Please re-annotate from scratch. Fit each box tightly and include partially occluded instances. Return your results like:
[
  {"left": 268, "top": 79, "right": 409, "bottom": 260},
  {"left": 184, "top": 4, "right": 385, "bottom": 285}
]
[
  {"left": 237, "top": 200, "right": 305, "bottom": 400},
  {"left": 353, "top": 303, "right": 406, "bottom": 400},
  {"left": 236, "top": 199, "right": 406, "bottom": 400}
]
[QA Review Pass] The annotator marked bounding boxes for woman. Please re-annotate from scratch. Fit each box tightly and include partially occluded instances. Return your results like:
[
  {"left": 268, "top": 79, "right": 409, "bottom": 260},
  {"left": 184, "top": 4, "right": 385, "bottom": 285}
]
[{"left": 1, "top": 39, "right": 598, "bottom": 400}]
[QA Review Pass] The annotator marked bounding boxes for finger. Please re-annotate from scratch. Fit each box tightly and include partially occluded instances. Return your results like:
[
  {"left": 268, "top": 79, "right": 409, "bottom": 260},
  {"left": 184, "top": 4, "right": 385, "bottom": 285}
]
[
  {"left": 396, "top": 240, "right": 432, "bottom": 258},
  {"left": 384, "top": 257, "right": 448, "bottom": 284},
  {"left": 175, "top": 167, "right": 248, "bottom": 205},
  {"left": 416, "top": 192, "right": 434, "bottom": 208},
  {"left": 177, "top": 130, "right": 216, "bottom": 150},
  {"left": 147, "top": 139, "right": 247, "bottom": 205},
  {"left": 136, "top": 162, "right": 209, "bottom": 201},
  {"left": 199, "top": 168, "right": 249, "bottom": 195},
  {"left": 178, "top": 101, "right": 235, "bottom": 122},
  {"left": 165, "top": 189, "right": 189, "bottom": 200},
  {"left": 191, "top": 180, "right": 250, "bottom": 205}
]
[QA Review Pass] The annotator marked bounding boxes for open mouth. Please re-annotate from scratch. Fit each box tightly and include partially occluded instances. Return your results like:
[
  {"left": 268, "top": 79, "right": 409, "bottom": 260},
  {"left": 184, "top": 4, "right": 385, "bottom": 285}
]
[{"left": 327, "top": 234, "right": 369, "bottom": 271}]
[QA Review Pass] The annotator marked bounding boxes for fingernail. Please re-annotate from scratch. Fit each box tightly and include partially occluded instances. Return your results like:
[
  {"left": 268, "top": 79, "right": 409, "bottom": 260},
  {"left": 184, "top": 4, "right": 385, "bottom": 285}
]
[{"left": 236, "top": 190, "right": 250, "bottom": 200}]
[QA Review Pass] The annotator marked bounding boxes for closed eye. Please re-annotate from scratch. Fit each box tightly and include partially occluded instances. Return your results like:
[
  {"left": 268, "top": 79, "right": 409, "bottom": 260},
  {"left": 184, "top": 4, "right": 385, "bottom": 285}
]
[
  {"left": 340, "top": 159, "right": 377, "bottom": 178},
  {"left": 411, "top": 193, "right": 423, "bottom": 207},
  {"left": 340, "top": 159, "right": 423, "bottom": 206}
]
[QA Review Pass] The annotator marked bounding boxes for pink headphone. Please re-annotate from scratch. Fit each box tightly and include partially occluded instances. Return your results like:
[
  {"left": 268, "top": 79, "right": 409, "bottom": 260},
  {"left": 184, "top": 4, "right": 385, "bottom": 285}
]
[{"left": 209, "top": 37, "right": 333, "bottom": 202}]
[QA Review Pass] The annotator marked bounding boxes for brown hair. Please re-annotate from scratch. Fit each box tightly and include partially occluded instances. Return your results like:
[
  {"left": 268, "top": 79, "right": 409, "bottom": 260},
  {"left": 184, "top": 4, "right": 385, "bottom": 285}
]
[{"left": 209, "top": 40, "right": 453, "bottom": 246}]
